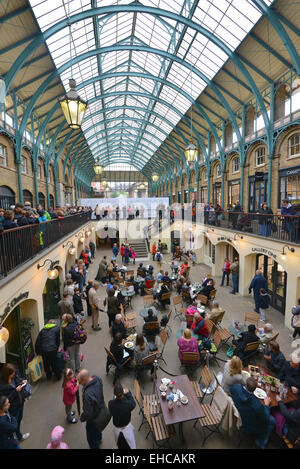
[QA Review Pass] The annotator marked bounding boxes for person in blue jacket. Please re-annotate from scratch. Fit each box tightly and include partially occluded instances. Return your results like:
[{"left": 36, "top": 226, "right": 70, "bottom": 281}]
[
  {"left": 230, "top": 378, "right": 275, "bottom": 449},
  {"left": 2, "top": 210, "right": 18, "bottom": 230},
  {"left": 281, "top": 199, "right": 296, "bottom": 242},
  {"left": 258, "top": 288, "right": 270, "bottom": 322},
  {"left": 0, "top": 396, "right": 20, "bottom": 449},
  {"left": 249, "top": 270, "right": 268, "bottom": 313}
]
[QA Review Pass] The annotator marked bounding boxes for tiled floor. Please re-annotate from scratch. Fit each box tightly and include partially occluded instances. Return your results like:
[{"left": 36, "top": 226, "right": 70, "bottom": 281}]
[{"left": 20, "top": 246, "right": 293, "bottom": 449}]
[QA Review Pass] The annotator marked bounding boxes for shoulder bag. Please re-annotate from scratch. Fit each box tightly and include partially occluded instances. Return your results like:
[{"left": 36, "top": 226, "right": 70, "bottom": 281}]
[{"left": 91, "top": 403, "right": 111, "bottom": 432}]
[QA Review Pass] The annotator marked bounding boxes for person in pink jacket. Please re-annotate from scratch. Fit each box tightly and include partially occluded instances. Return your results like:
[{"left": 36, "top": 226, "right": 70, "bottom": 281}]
[
  {"left": 129, "top": 247, "right": 137, "bottom": 265},
  {"left": 46, "top": 426, "right": 69, "bottom": 449},
  {"left": 177, "top": 328, "right": 199, "bottom": 362},
  {"left": 62, "top": 368, "right": 79, "bottom": 424}
]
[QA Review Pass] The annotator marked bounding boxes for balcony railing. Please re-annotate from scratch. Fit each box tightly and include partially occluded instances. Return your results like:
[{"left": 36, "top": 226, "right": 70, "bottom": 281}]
[
  {"left": 202, "top": 211, "right": 300, "bottom": 244},
  {"left": 0, "top": 212, "right": 91, "bottom": 278}
]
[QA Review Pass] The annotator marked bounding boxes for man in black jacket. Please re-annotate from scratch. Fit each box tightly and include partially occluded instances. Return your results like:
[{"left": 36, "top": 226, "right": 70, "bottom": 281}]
[
  {"left": 35, "top": 320, "right": 61, "bottom": 380},
  {"left": 278, "top": 353, "right": 300, "bottom": 396},
  {"left": 78, "top": 370, "right": 105, "bottom": 449},
  {"left": 232, "top": 324, "right": 259, "bottom": 361}
]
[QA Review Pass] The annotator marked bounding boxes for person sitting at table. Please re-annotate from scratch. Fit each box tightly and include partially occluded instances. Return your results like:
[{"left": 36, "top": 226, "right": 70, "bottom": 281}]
[
  {"left": 185, "top": 305, "right": 198, "bottom": 328},
  {"left": 108, "top": 333, "right": 131, "bottom": 383},
  {"left": 106, "top": 288, "right": 124, "bottom": 328},
  {"left": 129, "top": 275, "right": 140, "bottom": 295},
  {"left": 198, "top": 279, "right": 215, "bottom": 298},
  {"left": 134, "top": 334, "right": 150, "bottom": 367},
  {"left": 191, "top": 313, "right": 209, "bottom": 340},
  {"left": 112, "top": 314, "right": 127, "bottom": 340},
  {"left": 272, "top": 393, "right": 300, "bottom": 443},
  {"left": 177, "top": 328, "right": 199, "bottom": 362},
  {"left": 230, "top": 377, "right": 275, "bottom": 449},
  {"left": 278, "top": 351, "right": 300, "bottom": 397},
  {"left": 156, "top": 270, "right": 164, "bottom": 284},
  {"left": 155, "top": 283, "right": 170, "bottom": 308},
  {"left": 232, "top": 324, "right": 259, "bottom": 361},
  {"left": 222, "top": 356, "right": 246, "bottom": 396},
  {"left": 176, "top": 277, "right": 185, "bottom": 295},
  {"left": 206, "top": 300, "right": 224, "bottom": 324},
  {"left": 143, "top": 308, "right": 159, "bottom": 337},
  {"left": 161, "top": 271, "right": 171, "bottom": 284},
  {"left": 137, "top": 263, "right": 146, "bottom": 278},
  {"left": 257, "top": 323, "right": 274, "bottom": 344},
  {"left": 263, "top": 341, "right": 286, "bottom": 376},
  {"left": 189, "top": 284, "right": 198, "bottom": 301},
  {"left": 180, "top": 261, "right": 189, "bottom": 277},
  {"left": 201, "top": 273, "right": 213, "bottom": 288},
  {"left": 170, "top": 261, "right": 178, "bottom": 275}
]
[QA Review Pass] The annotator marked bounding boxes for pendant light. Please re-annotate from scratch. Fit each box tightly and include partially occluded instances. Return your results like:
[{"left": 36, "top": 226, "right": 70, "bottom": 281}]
[
  {"left": 94, "top": 158, "right": 104, "bottom": 175},
  {"left": 152, "top": 173, "right": 159, "bottom": 182},
  {"left": 185, "top": 45, "right": 198, "bottom": 163},
  {"left": 58, "top": 10, "right": 88, "bottom": 129}
]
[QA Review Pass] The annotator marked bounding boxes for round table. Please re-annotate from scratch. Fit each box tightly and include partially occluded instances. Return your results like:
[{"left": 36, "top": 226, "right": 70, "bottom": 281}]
[
  {"left": 134, "top": 277, "right": 145, "bottom": 284},
  {"left": 121, "top": 289, "right": 135, "bottom": 308},
  {"left": 139, "top": 307, "right": 159, "bottom": 319}
]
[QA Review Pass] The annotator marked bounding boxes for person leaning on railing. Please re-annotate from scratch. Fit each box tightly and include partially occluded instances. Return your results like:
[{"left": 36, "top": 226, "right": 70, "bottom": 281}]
[{"left": 2, "top": 210, "right": 18, "bottom": 230}]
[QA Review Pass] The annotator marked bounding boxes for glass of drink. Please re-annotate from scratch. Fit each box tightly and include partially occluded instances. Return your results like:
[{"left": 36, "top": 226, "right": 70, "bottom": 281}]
[{"left": 265, "top": 384, "right": 270, "bottom": 395}]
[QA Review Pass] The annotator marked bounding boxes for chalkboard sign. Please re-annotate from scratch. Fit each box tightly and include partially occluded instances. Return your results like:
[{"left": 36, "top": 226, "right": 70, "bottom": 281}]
[
  {"left": 23, "top": 335, "right": 34, "bottom": 366},
  {"left": 212, "top": 244, "right": 215, "bottom": 265}
]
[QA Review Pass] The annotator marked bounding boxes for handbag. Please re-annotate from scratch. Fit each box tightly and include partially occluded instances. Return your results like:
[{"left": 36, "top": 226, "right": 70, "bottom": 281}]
[
  {"left": 21, "top": 382, "right": 32, "bottom": 399},
  {"left": 91, "top": 403, "right": 111, "bottom": 432}
]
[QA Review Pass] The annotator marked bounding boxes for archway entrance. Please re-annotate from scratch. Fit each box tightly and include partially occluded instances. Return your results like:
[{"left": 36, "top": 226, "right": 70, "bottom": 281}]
[
  {"left": 255, "top": 254, "right": 287, "bottom": 315},
  {"left": 0, "top": 185, "right": 15, "bottom": 209}
]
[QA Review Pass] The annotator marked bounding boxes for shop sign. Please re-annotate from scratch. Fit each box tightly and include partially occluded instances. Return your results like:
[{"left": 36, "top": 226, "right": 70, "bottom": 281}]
[
  {"left": 1, "top": 291, "right": 29, "bottom": 326},
  {"left": 217, "top": 236, "right": 232, "bottom": 243},
  {"left": 212, "top": 245, "right": 216, "bottom": 264},
  {"left": 251, "top": 248, "right": 277, "bottom": 261},
  {"left": 23, "top": 334, "right": 34, "bottom": 365}
]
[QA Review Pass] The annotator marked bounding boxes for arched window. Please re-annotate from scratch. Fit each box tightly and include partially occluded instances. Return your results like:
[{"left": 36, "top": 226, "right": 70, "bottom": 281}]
[
  {"left": 232, "top": 156, "right": 240, "bottom": 173},
  {"left": 255, "top": 147, "right": 265, "bottom": 167},
  {"left": 0, "top": 185, "right": 15, "bottom": 209},
  {"left": 216, "top": 163, "right": 221, "bottom": 178},
  {"left": 38, "top": 192, "right": 45, "bottom": 208},
  {"left": 49, "top": 194, "right": 55, "bottom": 208},
  {"left": 23, "top": 190, "right": 33, "bottom": 206},
  {"left": 288, "top": 133, "right": 300, "bottom": 158}
]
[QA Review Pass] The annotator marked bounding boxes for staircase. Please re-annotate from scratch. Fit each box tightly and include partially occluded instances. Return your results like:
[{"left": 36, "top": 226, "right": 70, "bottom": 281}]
[{"left": 129, "top": 239, "right": 149, "bottom": 260}]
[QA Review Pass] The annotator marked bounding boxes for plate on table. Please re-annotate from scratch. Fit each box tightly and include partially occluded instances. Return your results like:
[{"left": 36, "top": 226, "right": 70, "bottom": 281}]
[
  {"left": 242, "top": 370, "right": 250, "bottom": 378},
  {"left": 180, "top": 395, "right": 189, "bottom": 405},
  {"left": 254, "top": 388, "right": 267, "bottom": 400},
  {"left": 124, "top": 341, "right": 134, "bottom": 349}
]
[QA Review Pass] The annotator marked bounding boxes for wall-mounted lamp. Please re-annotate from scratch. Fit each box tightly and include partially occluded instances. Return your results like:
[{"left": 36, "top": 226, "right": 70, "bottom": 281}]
[
  {"left": 0, "top": 326, "right": 9, "bottom": 345},
  {"left": 63, "top": 241, "right": 76, "bottom": 256},
  {"left": 281, "top": 245, "right": 295, "bottom": 261},
  {"left": 76, "top": 232, "right": 85, "bottom": 244},
  {"left": 85, "top": 230, "right": 91, "bottom": 237},
  {"left": 37, "top": 259, "right": 60, "bottom": 280},
  {"left": 232, "top": 233, "right": 243, "bottom": 245}
]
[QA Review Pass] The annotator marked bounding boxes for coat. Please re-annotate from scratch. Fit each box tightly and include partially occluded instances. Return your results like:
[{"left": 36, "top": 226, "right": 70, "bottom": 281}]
[
  {"left": 96, "top": 262, "right": 107, "bottom": 280},
  {"left": 80, "top": 376, "right": 104, "bottom": 423},
  {"left": 258, "top": 292, "right": 270, "bottom": 309},
  {"left": 191, "top": 317, "right": 209, "bottom": 338},
  {"left": 230, "top": 383, "right": 272, "bottom": 438},
  {"left": 249, "top": 275, "right": 268, "bottom": 295},
  {"left": 0, "top": 413, "right": 19, "bottom": 449},
  {"left": 0, "top": 368, "right": 24, "bottom": 415},
  {"left": 177, "top": 337, "right": 199, "bottom": 362},
  {"left": 63, "top": 378, "right": 79, "bottom": 406},
  {"left": 35, "top": 323, "right": 60, "bottom": 354}
]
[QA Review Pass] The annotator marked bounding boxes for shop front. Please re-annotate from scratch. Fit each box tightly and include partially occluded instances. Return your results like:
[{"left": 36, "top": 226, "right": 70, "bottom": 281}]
[
  {"left": 256, "top": 254, "right": 287, "bottom": 314},
  {"left": 228, "top": 180, "right": 241, "bottom": 207},
  {"left": 212, "top": 182, "right": 222, "bottom": 206},
  {"left": 248, "top": 172, "right": 268, "bottom": 212},
  {"left": 278, "top": 165, "right": 300, "bottom": 207}
]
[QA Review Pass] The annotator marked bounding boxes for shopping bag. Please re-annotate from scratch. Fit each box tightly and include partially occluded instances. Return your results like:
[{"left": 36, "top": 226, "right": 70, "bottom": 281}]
[
  {"left": 226, "top": 346, "right": 234, "bottom": 358},
  {"left": 28, "top": 355, "right": 44, "bottom": 382}
]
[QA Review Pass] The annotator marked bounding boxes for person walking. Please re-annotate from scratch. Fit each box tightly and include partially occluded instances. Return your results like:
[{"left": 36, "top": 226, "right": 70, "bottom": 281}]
[
  {"left": 62, "top": 314, "right": 82, "bottom": 374},
  {"left": 220, "top": 257, "right": 231, "bottom": 287},
  {"left": 88, "top": 282, "right": 103, "bottom": 331},
  {"left": 112, "top": 243, "right": 119, "bottom": 261},
  {"left": 152, "top": 242, "right": 157, "bottom": 261},
  {"left": 249, "top": 270, "right": 268, "bottom": 313},
  {"left": 123, "top": 244, "right": 130, "bottom": 265},
  {"left": 78, "top": 370, "right": 106, "bottom": 449},
  {"left": 258, "top": 288, "right": 270, "bottom": 322},
  {"left": 84, "top": 280, "right": 94, "bottom": 317},
  {"left": 0, "top": 364, "right": 30, "bottom": 444},
  {"left": 35, "top": 320, "right": 61, "bottom": 380},
  {"left": 230, "top": 257, "right": 239, "bottom": 295},
  {"left": 95, "top": 204, "right": 101, "bottom": 221},
  {"left": 62, "top": 368, "right": 79, "bottom": 424},
  {"left": 0, "top": 396, "right": 21, "bottom": 449},
  {"left": 108, "top": 382, "right": 136, "bottom": 449}
]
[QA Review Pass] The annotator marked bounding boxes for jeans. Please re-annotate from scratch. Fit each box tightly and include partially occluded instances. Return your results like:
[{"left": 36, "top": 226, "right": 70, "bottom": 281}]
[
  {"left": 232, "top": 273, "right": 239, "bottom": 293},
  {"left": 258, "top": 223, "right": 271, "bottom": 237},
  {"left": 221, "top": 271, "right": 230, "bottom": 286},
  {"left": 253, "top": 293, "right": 260, "bottom": 313},
  {"left": 86, "top": 422, "right": 102, "bottom": 449},
  {"left": 11, "top": 404, "right": 24, "bottom": 440},
  {"left": 67, "top": 344, "right": 81, "bottom": 373},
  {"left": 255, "top": 415, "right": 275, "bottom": 449},
  {"left": 42, "top": 350, "right": 60, "bottom": 380}
]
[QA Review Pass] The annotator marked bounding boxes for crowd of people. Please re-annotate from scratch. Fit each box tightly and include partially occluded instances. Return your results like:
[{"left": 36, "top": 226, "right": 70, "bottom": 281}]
[
  {"left": 1, "top": 231, "right": 300, "bottom": 451},
  {"left": 0, "top": 202, "right": 92, "bottom": 231}
]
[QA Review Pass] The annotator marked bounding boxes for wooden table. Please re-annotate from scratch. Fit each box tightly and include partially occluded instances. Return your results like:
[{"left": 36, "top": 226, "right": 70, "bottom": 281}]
[
  {"left": 244, "top": 367, "right": 299, "bottom": 408},
  {"left": 155, "top": 374, "right": 205, "bottom": 442}
]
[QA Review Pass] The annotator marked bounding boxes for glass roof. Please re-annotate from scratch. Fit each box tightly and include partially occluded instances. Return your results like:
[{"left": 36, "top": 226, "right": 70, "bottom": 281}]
[{"left": 29, "top": 0, "right": 273, "bottom": 172}]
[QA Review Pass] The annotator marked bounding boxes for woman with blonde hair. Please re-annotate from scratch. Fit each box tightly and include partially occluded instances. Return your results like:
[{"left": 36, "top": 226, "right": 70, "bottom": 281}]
[
  {"left": 177, "top": 328, "right": 199, "bottom": 362},
  {"left": 222, "top": 356, "right": 246, "bottom": 395}
]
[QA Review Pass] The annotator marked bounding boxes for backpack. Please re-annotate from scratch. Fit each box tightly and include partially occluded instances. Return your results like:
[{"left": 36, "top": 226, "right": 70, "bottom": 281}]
[
  {"left": 72, "top": 323, "right": 87, "bottom": 345},
  {"left": 156, "top": 253, "right": 161, "bottom": 262}
]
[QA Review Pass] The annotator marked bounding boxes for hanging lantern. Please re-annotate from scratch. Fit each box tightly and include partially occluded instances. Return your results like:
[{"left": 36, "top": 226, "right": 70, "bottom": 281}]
[
  {"left": 79, "top": 236, "right": 85, "bottom": 244},
  {"left": 152, "top": 173, "right": 159, "bottom": 182},
  {"left": 94, "top": 162, "right": 104, "bottom": 175},
  {"left": 68, "top": 247, "right": 76, "bottom": 256},
  {"left": 58, "top": 79, "right": 88, "bottom": 130},
  {"left": 184, "top": 141, "right": 198, "bottom": 163},
  {"left": 139, "top": 184, "right": 145, "bottom": 190},
  {"left": 102, "top": 179, "right": 107, "bottom": 187},
  {"left": 0, "top": 326, "right": 9, "bottom": 345},
  {"left": 47, "top": 267, "right": 59, "bottom": 280}
]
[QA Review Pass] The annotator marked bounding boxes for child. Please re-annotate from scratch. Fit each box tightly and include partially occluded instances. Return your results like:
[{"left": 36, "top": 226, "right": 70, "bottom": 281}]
[
  {"left": 130, "top": 247, "right": 137, "bottom": 265},
  {"left": 46, "top": 426, "right": 69, "bottom": 449},
  {"left": 258, "top": 288, "right": 270, "bottom": 322},
  {"left": 62, "top": 368, "right": 79, "bottom": 424}
]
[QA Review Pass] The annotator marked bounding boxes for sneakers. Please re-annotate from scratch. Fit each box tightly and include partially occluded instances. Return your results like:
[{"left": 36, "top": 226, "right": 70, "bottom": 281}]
[
  {"left": 69, "top": 418, "right": 78, "bottom": 424},
  {"left": 92, "top": 326, "right": 102, "bottom": 331},
  {"left": 19, "top": 433, "right": 30, "bottom": 442}
]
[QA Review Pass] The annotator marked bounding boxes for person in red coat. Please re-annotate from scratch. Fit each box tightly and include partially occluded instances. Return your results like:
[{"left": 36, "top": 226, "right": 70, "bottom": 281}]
[
  {"left": 220, "top": 257, "right": 231, "bottom": 286},
  {"left": 191, "top": 313, "right": 209, "bottom": 339},
  {"left": 62, "top": 368, "right": 79, "bottom": 424}
]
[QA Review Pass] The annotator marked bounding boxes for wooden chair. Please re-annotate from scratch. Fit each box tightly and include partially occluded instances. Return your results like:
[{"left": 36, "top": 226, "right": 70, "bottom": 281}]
[
  {"left": 144, "top": 295, "right": 155, "bottom": 306},
  {"left": 104, "top": 347, "right": 131, "bottom": 384},
  {"left": 212, "top": 310, "right": 225, "bottom": 327},
  {"left": 160, "top": 310, "right": 172, "bottom": 336},
  {"left": 197, "top": 294, "right": 208, "bottom": 305},
  {"left": 125, "top": 270, "right": 135, "bottom": 278},
  {"left": 208, "top": 289, "right": 217, "bottom": 301},
  {"left": 134, "top": 379, "right": 160, "bottom": 433},
  {"left": 134, "top": 379, "right": 148, "bottom": 430},
  {"left": 261, "top": 331, "right": 279, "bottom": 348},
  {"left": 244, "top": 311, "right": 260, "bottom": 328},
  {"left": 180, "top": 351, "right": 201, "bottom": 377},
  {"left": 281, "top": 434, "right": 300, "bottom": 449},
  {"left": 144, "top": 321, "right": 160, "bottom": 334},
  {"left": 155, "top": 329, "right": 168, "bottom": 365},
  {"left": 173, "top": 295, "right": 185, "bottom": 319},
  {"left": 125, "top": 312, "right": 137, "bottom": 334},
  {"left": 205, "top": 318, "right": 217, "bottom": 338},
  {"left": 144, "top": 402, "right": 176, "bottom": 448},
  {"left": 198, "top": 365, "right": 214, "bottom": 402},
  {"left": 137, "top": 268, "right": 145, "bottom": 277},
  {"left": 158, "top": 292, "right": 171, "bottom": 309},
  {"left": 182, "top": 290, "right": 192, "bottom": 304},
  {"left": 193, "top": 383, "right": 226, "bottom": 446},
  {"left": 241, "top": 341, "right": 261, "bottom": 366}
]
